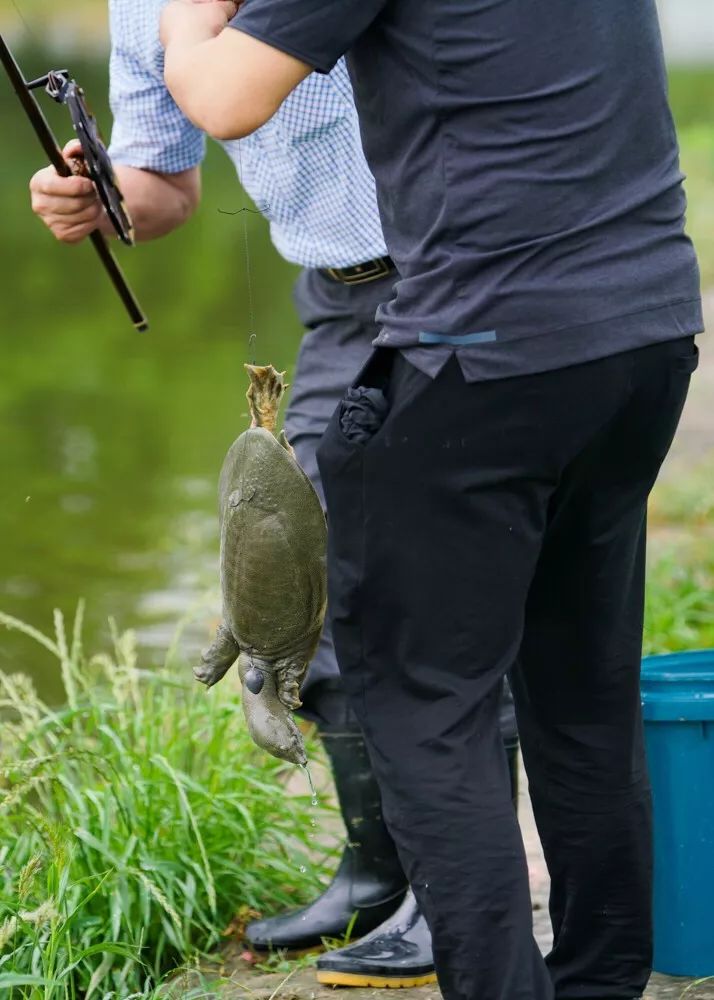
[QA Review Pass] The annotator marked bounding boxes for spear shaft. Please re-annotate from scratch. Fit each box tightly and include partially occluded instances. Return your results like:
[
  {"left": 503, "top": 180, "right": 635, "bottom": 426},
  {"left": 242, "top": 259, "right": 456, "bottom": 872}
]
[{"left": 0, "top": 32, "right": 149, "bottom": 332}]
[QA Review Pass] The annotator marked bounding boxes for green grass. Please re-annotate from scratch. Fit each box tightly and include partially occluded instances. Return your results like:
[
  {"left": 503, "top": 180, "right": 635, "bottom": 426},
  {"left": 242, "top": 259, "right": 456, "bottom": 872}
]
[
  {"left": 645, "top": 548, "right": 714, "bottom": 655},
  {"left": 650, "top": 459, "right": 714, "bottom": 530},
  {"left": 679, "top": 125, "right": 714, "bottom": 288},
  {"left": 0, "top": 606, "right": 333, "bottom": 999},
  {"left": 645, "top": 463, "right": 714, "bottom": 656},
  {"left": 668, "top": 68, "right": 714, "bottom": 131}
]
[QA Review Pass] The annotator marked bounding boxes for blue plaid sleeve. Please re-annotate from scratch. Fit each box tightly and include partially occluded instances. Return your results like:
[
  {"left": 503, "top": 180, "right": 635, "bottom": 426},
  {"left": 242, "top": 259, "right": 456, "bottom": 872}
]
[{"left": 107, "top": 0, "right": 206, "bottom": 173}]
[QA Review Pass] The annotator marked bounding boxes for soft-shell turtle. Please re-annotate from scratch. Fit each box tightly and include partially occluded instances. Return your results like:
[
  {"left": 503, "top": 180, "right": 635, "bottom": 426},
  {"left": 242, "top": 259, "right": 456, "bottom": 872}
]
[{"left": 195, "top": 365, "right": 327, "bottom": 765}]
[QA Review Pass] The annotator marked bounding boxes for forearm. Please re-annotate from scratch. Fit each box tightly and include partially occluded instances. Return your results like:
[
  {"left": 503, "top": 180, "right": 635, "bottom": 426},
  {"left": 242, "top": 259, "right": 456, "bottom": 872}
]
[{"left": 102, "top": 164, "right": 201, "bottom": 241}]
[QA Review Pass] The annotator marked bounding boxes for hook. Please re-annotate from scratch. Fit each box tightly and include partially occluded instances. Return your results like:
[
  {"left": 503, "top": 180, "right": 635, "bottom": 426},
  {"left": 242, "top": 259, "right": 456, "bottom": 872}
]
[{"left": 217, "top": 202, "right": 270, "bottom": 217}]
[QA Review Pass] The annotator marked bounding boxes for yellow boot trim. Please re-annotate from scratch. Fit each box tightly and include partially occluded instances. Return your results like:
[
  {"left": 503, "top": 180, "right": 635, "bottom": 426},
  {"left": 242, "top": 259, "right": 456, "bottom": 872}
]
[{"left": 316, "top": 969, "right": 438, "bottom": 989}]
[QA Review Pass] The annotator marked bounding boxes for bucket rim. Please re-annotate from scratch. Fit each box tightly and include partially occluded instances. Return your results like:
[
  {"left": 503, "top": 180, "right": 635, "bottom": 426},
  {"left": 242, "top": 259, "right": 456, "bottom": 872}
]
[
  {"left": 642, "top": 649, "right": 714, "bottom": 675},
  {"left": 642, "top": 649, "right": 714, "bottom": 662},
  {"left": 641, "top": 650, "right": 714, "bottom": 720}
]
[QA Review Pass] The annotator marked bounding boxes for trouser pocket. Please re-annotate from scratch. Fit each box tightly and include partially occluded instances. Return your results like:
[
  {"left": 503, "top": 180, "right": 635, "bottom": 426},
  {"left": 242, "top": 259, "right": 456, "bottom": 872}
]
[
  {"left": 672, "top": 341, "right": 699, "bottom": 374},
  {"left": 329, "top": 347, "right": 395, "bottom": 449}
]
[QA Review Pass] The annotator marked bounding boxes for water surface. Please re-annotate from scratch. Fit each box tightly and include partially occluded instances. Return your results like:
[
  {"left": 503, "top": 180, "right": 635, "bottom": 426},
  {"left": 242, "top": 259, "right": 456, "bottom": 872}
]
[{"left": 1, "top": 51, "right": 303, "bottom": 702}]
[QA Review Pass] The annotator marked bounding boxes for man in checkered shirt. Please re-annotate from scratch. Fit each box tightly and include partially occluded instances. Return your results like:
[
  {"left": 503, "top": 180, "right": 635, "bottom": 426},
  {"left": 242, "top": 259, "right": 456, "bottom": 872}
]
[{"left": 29, "top": 0, "right": 518, "bottom": 984}]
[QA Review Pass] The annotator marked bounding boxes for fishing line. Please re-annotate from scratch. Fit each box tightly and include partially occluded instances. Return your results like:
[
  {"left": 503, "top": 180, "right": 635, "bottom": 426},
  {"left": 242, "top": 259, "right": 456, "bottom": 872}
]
[
  {"left": 218, "top": 206, "right": 265, "bottom": 216},
  {"left": 235, "top": 139, "right": 257, "bottom": 366},
  {"left": 10, "top": 0, "right": 41, "bottom": 46}
]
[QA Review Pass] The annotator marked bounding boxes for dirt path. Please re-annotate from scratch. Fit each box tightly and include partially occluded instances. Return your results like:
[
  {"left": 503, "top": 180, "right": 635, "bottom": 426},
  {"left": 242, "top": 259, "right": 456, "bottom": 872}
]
[{"left": 178, "top": 965, "right": 714, "bottom": 1000}]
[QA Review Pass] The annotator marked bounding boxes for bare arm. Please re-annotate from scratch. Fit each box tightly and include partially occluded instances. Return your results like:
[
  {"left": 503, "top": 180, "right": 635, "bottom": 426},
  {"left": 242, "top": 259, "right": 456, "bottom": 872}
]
[
  {"left": 30, "top": 139, "right": 201, "bottom": 244},
  {"left": 161, "top": 2, "right": 311, "bottom": 141},
  {"left": 114, "top": 160, "right": 201, "bottom": 240}
]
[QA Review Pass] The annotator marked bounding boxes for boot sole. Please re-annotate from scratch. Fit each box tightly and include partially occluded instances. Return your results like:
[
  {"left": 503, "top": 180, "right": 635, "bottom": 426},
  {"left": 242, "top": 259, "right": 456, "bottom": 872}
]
[{"left": 316, "top": 970, "right": 438, "bottom": 988}]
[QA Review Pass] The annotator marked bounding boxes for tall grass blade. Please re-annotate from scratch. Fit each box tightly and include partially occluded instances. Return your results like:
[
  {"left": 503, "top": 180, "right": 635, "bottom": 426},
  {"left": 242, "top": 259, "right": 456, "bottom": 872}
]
[{"left": 0, "top": 612, "right": 60, "bottom": 657}]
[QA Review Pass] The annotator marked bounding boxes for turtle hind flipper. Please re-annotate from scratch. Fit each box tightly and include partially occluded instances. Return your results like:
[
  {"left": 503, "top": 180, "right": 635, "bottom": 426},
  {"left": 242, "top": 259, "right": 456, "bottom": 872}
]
[
  {"left": 245, "top": 364, "right": 287, "bottom": 434},
  {"left": 275, "top": 656, "right": 306, "bottom": 711}
]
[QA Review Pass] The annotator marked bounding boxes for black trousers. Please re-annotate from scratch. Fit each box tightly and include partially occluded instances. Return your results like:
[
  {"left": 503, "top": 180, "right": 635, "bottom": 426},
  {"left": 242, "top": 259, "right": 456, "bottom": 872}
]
[{"left": 316, "top": 337, "right": 697, "bottom": 1000}]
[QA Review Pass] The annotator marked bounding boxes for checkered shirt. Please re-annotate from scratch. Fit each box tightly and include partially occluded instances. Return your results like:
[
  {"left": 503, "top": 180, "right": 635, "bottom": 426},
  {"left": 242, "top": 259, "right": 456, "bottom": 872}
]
[{"left": 107, "top": 0, "right": 388, "bottom": 269}]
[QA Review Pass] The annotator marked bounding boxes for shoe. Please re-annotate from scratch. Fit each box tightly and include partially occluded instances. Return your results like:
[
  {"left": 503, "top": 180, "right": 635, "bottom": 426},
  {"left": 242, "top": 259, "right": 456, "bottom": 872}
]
[
  {"left": 245, "top": 731, "right": 408, "bottom": 951},
  {"left": 314, "top": 735, "right": 521, "bottom": 985},
  {"left": 316, "top": 888, "right": 437, "bottom": 988}
]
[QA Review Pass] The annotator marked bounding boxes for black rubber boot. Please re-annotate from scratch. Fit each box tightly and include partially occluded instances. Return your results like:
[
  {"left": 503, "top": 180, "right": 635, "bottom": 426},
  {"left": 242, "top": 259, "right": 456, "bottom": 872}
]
[
  {"left": 245, "top": 731, "right": 408, "bottom": 951},
  {"left": 315, "top": 738, "right": 520, "bottom": 986},
  {"left": 316, "top": 888, "right": 436, "bottom": 988}
]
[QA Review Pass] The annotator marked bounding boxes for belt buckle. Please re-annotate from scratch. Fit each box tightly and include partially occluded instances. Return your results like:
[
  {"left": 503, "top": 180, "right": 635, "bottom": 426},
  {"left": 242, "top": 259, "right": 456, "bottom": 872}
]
[{"left": 328, "top": 257, "right": 392, "bottom": 285}]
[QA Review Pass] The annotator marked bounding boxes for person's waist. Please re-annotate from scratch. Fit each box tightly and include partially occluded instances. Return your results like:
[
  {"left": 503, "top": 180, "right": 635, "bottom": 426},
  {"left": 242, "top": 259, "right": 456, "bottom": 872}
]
[{"left": 320, "top": 255, "right": 396, "bottom": 286}]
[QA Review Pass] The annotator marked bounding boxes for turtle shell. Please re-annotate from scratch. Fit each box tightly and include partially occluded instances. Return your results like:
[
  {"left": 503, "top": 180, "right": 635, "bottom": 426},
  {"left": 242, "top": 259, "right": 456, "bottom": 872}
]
[{"left": 219, "top": 427, "right": 327, "bottom": 658}]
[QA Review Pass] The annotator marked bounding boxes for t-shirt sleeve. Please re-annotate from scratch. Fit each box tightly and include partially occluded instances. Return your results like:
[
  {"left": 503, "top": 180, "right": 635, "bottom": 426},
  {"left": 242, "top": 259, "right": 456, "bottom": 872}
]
[
  {"left": 231, "top": 0, "right": 388, "bottom": 74},
  {"left": 107, "top": 1, "right": 206, "bottom": 173}
]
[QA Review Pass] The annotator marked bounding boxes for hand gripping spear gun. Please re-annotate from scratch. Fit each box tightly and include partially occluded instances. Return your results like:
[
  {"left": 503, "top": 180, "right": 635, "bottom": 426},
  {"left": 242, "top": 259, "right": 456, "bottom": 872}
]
[{"left": 0, "top": 33, "right": 149, "bottom": 331}]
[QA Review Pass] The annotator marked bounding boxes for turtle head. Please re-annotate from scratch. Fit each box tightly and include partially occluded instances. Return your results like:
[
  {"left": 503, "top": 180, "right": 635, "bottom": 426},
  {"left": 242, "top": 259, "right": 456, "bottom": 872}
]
[
  {"left": 237, "top": 653, "right": 307, "bottom": 766},
  {"left": 245, "top": 364, "right": 287, "bottom": 435}
]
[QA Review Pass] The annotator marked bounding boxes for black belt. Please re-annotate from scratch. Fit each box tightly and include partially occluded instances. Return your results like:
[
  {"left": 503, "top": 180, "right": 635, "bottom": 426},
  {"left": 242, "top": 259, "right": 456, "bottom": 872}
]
[{"left": 322, "top": 255, "right": 395, "bottom": 286}]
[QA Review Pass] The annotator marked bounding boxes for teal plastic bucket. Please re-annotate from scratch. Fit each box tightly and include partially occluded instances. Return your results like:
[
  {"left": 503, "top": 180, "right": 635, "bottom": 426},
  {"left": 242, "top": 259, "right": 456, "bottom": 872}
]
[{"left": 641, "top": 651, "right": 714, "bottom": 977}]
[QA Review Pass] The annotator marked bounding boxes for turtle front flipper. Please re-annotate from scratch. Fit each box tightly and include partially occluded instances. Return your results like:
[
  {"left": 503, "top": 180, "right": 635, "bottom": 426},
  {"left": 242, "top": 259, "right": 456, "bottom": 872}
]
[
  {"left": 278, "top": 429, "right": 297, "bottom": 461},
  {"left": 195, "top": 621, "right": 239, "bottom": 688}
]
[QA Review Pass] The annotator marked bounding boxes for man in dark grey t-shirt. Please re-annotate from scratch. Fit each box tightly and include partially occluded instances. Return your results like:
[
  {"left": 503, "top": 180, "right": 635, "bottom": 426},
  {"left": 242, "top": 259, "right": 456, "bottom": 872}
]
[{"left": 159, "top": 2, "right": 703, "bottom": 998}]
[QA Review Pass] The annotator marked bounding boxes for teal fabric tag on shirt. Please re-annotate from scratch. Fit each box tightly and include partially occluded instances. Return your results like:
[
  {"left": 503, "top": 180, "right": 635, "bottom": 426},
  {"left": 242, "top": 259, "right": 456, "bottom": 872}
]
[{"left": 419, "top": 330, "right": 497, "bottom": 346}]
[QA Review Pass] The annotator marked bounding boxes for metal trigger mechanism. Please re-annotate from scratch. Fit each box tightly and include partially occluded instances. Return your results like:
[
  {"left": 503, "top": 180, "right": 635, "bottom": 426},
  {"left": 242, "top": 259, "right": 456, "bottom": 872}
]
[
  {"left": 27, "top": 69, "right": 135, "bottom": 246},
  {"left": 0, "top": 35, "right": 148, "bottom": 329}
]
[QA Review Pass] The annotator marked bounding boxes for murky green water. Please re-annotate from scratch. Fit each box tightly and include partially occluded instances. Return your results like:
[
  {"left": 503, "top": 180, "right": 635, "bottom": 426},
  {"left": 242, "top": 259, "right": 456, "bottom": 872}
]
[
  {"left": 0, "top": 50, "right": 303, "bottom": 702},
  {"left": 2, "top": 50, "right": 712, "bottom": 704}
]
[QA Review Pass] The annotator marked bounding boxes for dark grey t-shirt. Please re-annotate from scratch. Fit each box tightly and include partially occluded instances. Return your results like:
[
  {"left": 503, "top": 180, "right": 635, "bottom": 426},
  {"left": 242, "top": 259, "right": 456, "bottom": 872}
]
[{"left": 233, "top": 0, "right": 702, "bottom": 381}]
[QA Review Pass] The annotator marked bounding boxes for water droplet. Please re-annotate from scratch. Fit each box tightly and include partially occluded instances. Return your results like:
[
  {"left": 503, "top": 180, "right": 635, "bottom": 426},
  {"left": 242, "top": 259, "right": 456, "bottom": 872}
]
[
  {"left": 299, "top": 865, "right": 307, "bottom": 873},
  {"left": 301, "top": 763, "right": 318, "bottom": 803}
]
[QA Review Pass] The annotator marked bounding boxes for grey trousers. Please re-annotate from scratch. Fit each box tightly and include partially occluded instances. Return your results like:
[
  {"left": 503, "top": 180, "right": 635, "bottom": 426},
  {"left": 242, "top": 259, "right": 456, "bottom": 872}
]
[
  {"left": 284, "top": 268, "right": 517, "bottom": 739},
  {"left": 284, "top": 267, "right": 392, "bottom": 719}
]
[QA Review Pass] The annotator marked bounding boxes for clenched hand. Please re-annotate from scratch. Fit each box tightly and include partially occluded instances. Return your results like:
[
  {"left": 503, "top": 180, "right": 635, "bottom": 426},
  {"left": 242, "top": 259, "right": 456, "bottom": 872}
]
[{"left": 29, "top": 140, "right": 103, "bottom": 244}]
